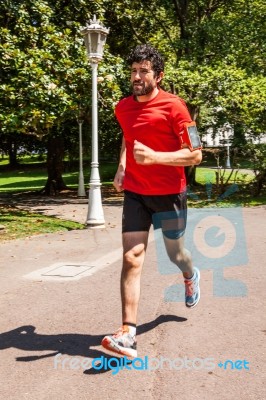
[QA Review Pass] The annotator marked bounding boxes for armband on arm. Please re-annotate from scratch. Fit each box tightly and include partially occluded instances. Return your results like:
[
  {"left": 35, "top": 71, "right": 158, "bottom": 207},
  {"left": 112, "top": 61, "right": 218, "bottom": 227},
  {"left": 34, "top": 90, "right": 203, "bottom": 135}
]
[{"left": 180, "top": 121, "right": 202, "bottom": 151}]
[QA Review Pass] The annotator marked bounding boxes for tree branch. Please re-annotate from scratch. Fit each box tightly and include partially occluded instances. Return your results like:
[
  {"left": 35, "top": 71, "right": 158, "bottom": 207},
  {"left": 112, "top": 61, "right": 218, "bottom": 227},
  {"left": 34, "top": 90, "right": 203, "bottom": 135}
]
[{"left": 145, "top": 3, "right": 179, "bottom": 59}]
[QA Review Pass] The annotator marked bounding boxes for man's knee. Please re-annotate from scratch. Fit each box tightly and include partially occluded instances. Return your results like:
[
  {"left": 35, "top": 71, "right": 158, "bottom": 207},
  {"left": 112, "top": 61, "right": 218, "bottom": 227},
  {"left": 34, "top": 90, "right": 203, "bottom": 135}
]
[
  {"left": 122, "top": 231, "right": 148, "bottom": 268},
  {"left": 123, "top": 243, "right": 146, "bottom": 267},
  {"left": 168, "top": 250, "right": 183, "bottom": 265}
]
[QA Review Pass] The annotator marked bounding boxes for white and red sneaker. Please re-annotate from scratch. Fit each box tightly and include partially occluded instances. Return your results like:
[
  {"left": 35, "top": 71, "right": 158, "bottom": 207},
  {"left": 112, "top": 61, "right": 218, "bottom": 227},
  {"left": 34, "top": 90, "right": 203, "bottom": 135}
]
[{"left": 101, "top": 325, "right": 137, "bottom": 358}]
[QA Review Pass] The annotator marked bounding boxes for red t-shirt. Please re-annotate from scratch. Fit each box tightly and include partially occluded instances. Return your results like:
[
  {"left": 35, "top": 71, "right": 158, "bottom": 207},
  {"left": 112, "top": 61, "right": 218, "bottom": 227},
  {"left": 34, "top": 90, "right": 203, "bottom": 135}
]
[{"left": 115, "top": 89, "right": 192, "bottom": 195}]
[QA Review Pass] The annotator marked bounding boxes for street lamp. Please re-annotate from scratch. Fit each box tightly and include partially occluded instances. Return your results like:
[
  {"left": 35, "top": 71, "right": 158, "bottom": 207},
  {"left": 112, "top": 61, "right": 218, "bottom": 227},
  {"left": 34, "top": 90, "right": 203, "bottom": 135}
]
[
  {"left": 77, "top": 108, "right": 86, "bottom": 198},
  {"left": 81, "top": 16, "right": 109, "bottom": 226},
  {"left": 224, "top": 123, "right": 232, "bottom": 169}
]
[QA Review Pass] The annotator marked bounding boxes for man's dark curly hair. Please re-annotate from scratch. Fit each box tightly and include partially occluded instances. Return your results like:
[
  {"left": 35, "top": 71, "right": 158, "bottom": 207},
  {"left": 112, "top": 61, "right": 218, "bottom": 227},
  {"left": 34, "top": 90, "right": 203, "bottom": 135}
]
[{"left": 127, "top": 44, "right": 164, "bottom": 78}]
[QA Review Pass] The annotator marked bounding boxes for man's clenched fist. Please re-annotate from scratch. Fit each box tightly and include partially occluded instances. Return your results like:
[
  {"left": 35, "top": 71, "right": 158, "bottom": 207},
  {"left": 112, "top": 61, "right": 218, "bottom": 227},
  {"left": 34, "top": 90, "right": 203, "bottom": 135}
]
[{"left": 133, "top": 140, "right": 156, "bottom": 165}]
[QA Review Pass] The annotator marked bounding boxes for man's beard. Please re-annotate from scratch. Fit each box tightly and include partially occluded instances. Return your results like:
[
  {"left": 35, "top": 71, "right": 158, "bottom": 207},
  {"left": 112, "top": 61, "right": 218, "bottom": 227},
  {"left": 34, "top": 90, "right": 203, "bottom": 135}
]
[{"left": 132, "top": 81, "right": 156, "bottom": 96}]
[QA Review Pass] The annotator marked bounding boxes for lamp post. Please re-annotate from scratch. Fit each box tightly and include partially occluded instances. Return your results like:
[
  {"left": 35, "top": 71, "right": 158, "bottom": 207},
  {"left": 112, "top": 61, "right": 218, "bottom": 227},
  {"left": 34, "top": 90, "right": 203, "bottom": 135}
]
[
  {"left": 81, "top": 16, "right": 109, "bottom": 226},
  {"left": 77, "top": 110, "right": 86, "bottom": 198},
  {"left": 224, "top": 123, "right": 232, "bottom": 169}
]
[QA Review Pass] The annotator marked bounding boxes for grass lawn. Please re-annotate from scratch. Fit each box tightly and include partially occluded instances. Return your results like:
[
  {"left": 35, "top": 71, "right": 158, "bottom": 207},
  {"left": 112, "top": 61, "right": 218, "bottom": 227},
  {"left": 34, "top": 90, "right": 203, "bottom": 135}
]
[
  {"left": 0, "top": 161, "right": 117, "bottom": 192},
  {"left": 0, "top": 206, "right": 84, "bottom": 241}
]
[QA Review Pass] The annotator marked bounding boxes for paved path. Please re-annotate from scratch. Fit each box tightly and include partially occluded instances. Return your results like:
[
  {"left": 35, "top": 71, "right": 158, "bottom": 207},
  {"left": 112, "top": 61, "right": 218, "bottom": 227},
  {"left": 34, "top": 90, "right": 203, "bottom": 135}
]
[{"left": 0, "top": 194, "right": 265, "bottom": 400}]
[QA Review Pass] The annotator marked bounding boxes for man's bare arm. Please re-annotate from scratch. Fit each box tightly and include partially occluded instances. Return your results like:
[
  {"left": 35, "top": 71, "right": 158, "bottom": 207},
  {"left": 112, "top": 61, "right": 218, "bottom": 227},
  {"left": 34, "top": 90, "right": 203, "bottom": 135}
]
[
  {"left": 133, "top": 140, "right": 202, "bottom": 166},
  {"left": 113, "top": 137, "right": 126, "bottom": 192}
]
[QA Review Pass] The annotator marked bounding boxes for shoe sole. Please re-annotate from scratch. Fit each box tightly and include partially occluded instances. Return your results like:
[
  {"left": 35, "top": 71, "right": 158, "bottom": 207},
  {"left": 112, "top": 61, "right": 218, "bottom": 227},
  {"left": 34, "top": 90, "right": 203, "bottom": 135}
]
[
  {"left": 101, "top": 337, "right": 137, "bottom": 359},
  {"left": 186, "top": 267, "right": 200, "bottom": 309}
]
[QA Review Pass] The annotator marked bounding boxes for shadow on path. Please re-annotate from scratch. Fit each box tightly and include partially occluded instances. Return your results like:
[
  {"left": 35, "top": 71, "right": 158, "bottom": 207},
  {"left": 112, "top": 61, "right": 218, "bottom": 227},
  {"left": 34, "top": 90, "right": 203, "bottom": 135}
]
[{"left": 0, "top": 314, "right": 187, "bottom": 374}]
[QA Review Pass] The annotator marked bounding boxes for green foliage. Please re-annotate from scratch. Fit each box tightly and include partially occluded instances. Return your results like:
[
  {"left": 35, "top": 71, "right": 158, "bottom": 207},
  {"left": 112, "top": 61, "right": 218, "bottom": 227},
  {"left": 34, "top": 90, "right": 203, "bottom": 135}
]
[
  {"left": 241, "top": 143, "right": 266, "bottom": 195},
  {"left": 0, "top": 0, "right": 265, "bottom": 175},
  {"left": 0, "top": 0, "right": 91, "bottom": 137},
  {"left": 165, "top": 61, "right": 266, "bottom": 135},
  {"left": 99, "top": 0, "right": 266, "bottom": 141}
]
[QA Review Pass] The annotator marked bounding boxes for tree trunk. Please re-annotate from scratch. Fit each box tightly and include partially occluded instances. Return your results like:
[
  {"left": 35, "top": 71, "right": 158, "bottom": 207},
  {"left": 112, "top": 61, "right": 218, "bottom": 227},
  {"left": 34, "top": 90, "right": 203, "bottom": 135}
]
[
  {"left": 8, "top": 138, "right": 19, "bottom": 167},
  {"left": 185, "top": 165, "right": 197, "bottom": 187},
  {"left": 254, "top": 170, "right": 266, "bottom": 196},
  {"left": 42, "top": 135, "right": 68, "bottom": 195}
]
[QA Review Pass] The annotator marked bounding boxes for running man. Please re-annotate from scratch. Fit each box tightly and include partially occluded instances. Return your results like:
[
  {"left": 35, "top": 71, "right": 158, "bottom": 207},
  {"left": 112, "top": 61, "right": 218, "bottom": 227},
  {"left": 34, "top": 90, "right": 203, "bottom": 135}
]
[{"left": 101, "top": 44, "right": 202, "bottom": 358}]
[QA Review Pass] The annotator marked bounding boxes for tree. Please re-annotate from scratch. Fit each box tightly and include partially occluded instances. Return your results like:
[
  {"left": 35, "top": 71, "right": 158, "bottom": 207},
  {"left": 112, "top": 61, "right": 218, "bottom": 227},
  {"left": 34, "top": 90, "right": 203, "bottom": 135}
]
[
  {"left": 0, "top": 0, "right": 127, "bottom": 192},
  {"left": 98, "top": 0, "right": 266, "bottom": 185},
  {"left": 1, "top": 0, "right": 265, "bottom": 192},
  {"left": 0, "top": 1, "right": 91, "bottom": 192}
]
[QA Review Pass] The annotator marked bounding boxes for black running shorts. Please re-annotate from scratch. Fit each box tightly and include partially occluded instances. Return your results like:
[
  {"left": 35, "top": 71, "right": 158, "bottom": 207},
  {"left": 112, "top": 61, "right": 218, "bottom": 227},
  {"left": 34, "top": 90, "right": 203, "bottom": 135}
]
[{"left": 122, "top": 190, "right": 187, "bottom": 239}]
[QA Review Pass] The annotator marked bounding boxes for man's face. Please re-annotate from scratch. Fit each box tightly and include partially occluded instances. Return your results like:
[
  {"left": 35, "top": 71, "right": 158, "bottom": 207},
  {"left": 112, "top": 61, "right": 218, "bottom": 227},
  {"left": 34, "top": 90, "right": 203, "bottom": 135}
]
[{"left": 130, "top": 61, "right": 162, "bottom": 97}]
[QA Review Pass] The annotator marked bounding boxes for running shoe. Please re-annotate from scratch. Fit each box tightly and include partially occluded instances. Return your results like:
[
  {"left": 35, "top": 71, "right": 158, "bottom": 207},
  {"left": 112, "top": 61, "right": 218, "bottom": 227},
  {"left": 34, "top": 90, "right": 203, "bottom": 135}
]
[
  {"left": 184, "top": 267, "right": 200, "bottom": 308},
  {"left": 101, "top": 325, "right": 137, "bottom": 358}
]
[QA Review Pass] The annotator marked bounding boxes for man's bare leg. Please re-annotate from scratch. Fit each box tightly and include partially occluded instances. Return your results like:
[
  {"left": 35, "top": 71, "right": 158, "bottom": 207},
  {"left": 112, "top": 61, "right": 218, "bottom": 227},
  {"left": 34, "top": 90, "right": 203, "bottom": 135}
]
[
  {"left": 163, "top": 235, "right": 193, "bottom": 278},
  {"left": 101, "top": 231, "right": 148, "bottom": 357},
  {"left": 121, "top": 231, "right": 149, "bottom": 324},
  {"left": 163, "top": 235, "right": 200, "bottom": 308}
]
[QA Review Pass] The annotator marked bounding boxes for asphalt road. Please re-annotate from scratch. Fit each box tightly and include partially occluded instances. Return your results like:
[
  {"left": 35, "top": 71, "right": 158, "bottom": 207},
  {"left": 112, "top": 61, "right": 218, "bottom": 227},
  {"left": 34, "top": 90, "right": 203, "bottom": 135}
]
[{"left": 0, "top": 196, "right": 265, "bottom": 400}]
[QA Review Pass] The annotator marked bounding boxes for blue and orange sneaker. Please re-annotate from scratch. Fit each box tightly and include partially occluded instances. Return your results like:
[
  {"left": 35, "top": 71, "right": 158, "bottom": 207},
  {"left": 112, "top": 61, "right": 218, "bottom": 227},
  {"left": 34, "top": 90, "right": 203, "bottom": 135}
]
[
  {"left": 101, "top": 325, "right": 137, "bottom": 358},
  {"left": 184, "top": 267, "right": 200, "bottom": 308}
]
